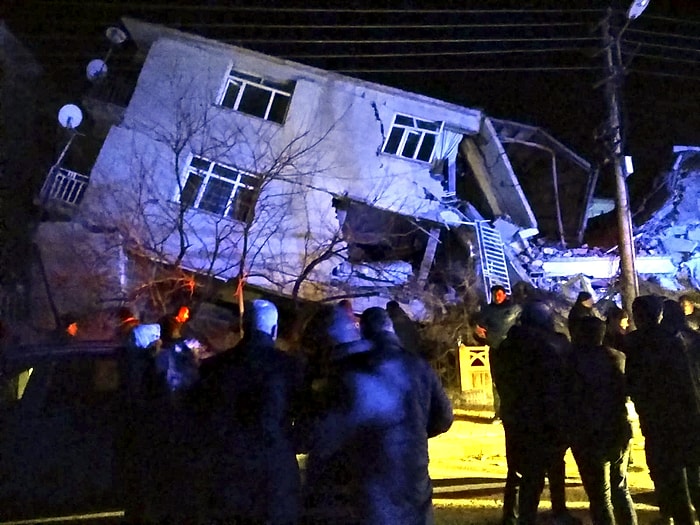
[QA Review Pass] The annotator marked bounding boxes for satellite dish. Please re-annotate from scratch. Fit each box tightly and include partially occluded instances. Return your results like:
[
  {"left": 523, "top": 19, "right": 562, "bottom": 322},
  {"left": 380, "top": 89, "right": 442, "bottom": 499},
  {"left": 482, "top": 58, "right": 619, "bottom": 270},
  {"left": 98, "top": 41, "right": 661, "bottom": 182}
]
[
  {"left": 86, "top": 58, "right": 108, "bottom": 81},
  {"left": 627, "top": 0, "right": 651, "bottom": 20},
  {"left": 105, "top": 26, "right": 128, "bottom": 46},
  {"left": 58, "top": 104, "right": 83, "bottom": 129}
]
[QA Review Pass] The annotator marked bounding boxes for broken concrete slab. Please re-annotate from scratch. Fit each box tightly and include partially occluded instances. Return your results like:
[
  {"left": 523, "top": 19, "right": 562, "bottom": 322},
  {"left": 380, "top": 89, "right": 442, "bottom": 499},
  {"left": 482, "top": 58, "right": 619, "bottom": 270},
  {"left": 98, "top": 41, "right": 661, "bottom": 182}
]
[
  {"left": 542, "top": 255, "right": 676, "bottom": 279},
  {"left": 661, "top": 236, "right": 698, "bottom": 254}
]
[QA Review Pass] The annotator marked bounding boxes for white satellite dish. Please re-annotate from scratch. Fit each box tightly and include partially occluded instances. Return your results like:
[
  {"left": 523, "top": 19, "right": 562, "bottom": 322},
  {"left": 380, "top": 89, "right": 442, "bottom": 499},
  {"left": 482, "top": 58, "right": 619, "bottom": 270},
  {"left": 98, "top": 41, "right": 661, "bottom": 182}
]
[
  {"left": 627, "top": 0, "right": 651, "bottom": 20},
  {"left": 86, "top": 58, "right": 108, "bottom": 81},
  {"left": 105, "top": 26, "right": 128, "bottom": 46},
  {"left": 58, "top": 104, "right": 83, "bottom": 129}
]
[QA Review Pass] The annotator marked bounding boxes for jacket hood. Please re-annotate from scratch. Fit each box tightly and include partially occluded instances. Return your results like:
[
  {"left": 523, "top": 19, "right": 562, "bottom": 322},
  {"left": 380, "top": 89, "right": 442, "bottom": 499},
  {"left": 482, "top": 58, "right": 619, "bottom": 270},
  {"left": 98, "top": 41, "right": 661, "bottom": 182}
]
[{"left": 329, "top": 338, "right": 373, "bottom": 362}]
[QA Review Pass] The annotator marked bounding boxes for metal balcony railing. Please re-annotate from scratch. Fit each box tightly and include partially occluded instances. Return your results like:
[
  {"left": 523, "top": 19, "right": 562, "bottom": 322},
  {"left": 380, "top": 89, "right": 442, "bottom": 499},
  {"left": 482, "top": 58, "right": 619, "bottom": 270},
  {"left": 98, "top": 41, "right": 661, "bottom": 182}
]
[{"left": 40, "top": 167, "right": 89, "bottom": 208}]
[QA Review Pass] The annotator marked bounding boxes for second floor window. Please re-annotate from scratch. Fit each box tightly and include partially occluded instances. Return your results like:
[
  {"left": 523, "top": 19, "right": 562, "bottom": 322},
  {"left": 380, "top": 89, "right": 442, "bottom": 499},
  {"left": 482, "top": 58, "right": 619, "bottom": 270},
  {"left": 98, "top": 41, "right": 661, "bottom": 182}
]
[
  {"left": 382, "top": 114, "right": 442, "bottom": 163},
  {"left": 180, "top": 156, "right": 259, "bottom": 222},
  {"left": 219, "top": 70, "right": 295, "bottom": 124}
]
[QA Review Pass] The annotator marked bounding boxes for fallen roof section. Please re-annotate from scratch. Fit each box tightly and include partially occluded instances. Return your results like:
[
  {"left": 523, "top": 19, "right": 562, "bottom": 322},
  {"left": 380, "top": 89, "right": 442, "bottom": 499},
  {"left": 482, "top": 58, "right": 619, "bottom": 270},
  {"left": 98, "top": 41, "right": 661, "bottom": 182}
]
[{"left": 491, "top": 118, "right": 597, "bottom": 246}]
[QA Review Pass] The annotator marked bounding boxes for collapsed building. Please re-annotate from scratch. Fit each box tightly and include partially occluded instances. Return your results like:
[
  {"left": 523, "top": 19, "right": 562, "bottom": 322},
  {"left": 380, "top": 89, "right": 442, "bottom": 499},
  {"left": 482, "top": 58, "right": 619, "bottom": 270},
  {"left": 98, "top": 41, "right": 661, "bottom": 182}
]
[{"left": 29, "top": 18, "right": 605, "bottom": 341}]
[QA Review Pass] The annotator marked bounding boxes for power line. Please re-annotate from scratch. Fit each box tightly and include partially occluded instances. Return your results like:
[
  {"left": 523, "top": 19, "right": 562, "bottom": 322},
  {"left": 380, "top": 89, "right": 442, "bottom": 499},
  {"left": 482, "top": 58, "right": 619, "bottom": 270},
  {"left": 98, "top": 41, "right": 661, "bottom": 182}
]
[
  {"left": 336, "top": 66, "right": 603, "bottom": 73},
  {"left": 172, "top": 22, "right": 594, "bottom": 30},
  {"left": 642, "top": 13, "right": 700, "bottom": 26},
  {"left": 32, "top": 3, "right": 605, "bottom": 14},
  {"left": 623, "top": 52, "right": 700, "bottom": 66},
  {"left": 220, "top": 36, "right": 602, "bottom": 45},
  {"left": 626, "top": 27, "right": 700, "bottom": 42},
  {"left": 283, "top": 47, "right": 594, "bottom": 59},
  {"left": 629, "top": 69, "right": 700, "bottom": 82},
  {"left": 36, "top": 45, "right": 598, "bottom": 61},
  {"left": 622, "top": 38, "right": 700, "bottom": 54}
]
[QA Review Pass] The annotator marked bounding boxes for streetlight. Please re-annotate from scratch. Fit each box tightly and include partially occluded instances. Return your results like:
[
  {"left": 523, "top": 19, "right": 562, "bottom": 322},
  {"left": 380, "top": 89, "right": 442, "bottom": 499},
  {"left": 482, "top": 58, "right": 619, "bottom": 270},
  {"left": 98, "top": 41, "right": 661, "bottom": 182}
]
[{"left": 601, "top": 0, "right": 651, "bottom": 319}]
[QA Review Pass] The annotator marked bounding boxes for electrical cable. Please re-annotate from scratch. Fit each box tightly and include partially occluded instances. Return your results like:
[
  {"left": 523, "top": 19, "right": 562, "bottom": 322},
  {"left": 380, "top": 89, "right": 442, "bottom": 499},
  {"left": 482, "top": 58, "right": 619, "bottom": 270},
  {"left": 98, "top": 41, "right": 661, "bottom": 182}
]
[
  {"left": 626, "top": 27, "right": 700, "bottom": 42},
  {"left": 336, "top": 66, "right": 603, "bottom": 73},
  {"left": 628, "top": 69, "right": 700, "bottom": 81},
  {"left": 219, "top": 36, "right": 602, "bottom": 45},
  {"left": 169, "top": 22, "right": 596, "bottom": 30},
  {"left": 622, "top": 38, "right": 700, "bottom": 54},
  {"left": 282, "top": 47, "right": 594, "bottom": 59}
]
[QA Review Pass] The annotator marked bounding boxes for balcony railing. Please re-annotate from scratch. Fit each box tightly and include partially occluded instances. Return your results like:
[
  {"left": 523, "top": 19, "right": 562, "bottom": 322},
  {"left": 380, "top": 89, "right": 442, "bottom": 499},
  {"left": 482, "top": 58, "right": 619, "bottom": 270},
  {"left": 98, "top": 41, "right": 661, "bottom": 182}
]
[{"left": 40, "top": 167, "right": 89, "bottom": 208}]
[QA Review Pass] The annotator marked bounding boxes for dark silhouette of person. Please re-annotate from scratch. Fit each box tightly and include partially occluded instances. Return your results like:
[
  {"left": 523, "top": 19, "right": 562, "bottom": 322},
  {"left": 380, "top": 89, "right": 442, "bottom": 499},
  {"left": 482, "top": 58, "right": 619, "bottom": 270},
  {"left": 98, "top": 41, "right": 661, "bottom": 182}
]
[
  {"left": 474, "top": 284, "right": 522, "bottom": 421},
  {"left": 603, "top": 305, "right": 629, "bottom": 352},
  {"left": 300, "top": 306, "right": 452, "bottom": 524},
  {"left": 569, "top": 316, "right": 637, "bottom": 525},
  {"left": 625, "top": 295, "right": 700, "bottom": 525},
  {"left": 568, "top": 291, "right": 597, "bottom": 344},
  {"left": 199, "top": 299, "right": 304, "bottom": 525},
  {"left": 386, "top": 299, "right": 426, "bottom": 358},
  {"left": 491, "top": 301, "right": 578, "bottom": 525}
]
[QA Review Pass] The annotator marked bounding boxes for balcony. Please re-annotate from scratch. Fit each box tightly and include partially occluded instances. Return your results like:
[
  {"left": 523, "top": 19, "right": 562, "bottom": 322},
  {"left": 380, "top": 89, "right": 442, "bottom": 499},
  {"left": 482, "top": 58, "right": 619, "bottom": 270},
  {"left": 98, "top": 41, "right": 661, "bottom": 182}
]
[{"left": 36, "top": 167, "right": 90, "bottom": 219}]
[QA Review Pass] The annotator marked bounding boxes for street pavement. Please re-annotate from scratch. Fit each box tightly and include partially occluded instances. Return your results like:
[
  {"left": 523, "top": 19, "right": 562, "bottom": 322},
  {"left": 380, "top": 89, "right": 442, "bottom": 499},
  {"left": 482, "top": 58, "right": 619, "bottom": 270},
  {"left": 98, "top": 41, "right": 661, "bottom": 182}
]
[{"left": 428, "top": 408, "right": 666, "bottom": 524}]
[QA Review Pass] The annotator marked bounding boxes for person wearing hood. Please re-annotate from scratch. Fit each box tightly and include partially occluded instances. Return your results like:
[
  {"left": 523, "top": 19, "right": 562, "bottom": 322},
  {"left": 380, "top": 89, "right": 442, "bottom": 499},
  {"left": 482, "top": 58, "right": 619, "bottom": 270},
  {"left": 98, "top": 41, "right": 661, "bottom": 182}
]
[
  {"left": 299, "top": 305, "right": 453, "bottom": 525},
  {"left": 568, "top": 292, "right": 597, "bottom": 344},
  {"left": 491, "top": 301, "right": 578, "bottom": 525},
  {"left": 625, "top": 295, "right": 700, "bottom": 525},
  {"left": 200, "top": 299, "right": 304, "bottom": 525},
  {"left": 569, "top": 316, "right": 637, "bottom": 525}
]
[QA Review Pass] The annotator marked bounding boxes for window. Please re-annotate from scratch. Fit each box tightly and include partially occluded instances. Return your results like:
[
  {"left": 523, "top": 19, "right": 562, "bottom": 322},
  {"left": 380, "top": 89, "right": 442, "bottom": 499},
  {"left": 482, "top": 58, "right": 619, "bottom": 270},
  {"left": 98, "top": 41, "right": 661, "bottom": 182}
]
[
  {"left": 180, "top": 156, "right": 260, "bottom": 222},
  {"left": 382, "top": 114, "right": 442, "bottom": 163},
  {"left": 220, "top": 70, "right": 295, "bottom": 124}
]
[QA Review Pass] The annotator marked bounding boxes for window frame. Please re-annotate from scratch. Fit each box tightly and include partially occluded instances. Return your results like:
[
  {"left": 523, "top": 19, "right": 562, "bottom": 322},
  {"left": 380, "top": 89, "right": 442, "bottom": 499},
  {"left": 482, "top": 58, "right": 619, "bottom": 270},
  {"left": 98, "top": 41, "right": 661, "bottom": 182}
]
[
  {"left": 219, "top": 70, "right": 295, "bottom": 124},
  {"left": 179, "top": 155, "right": 260, "bottom": 223},
  {"left": 381, "top": 113, "right": 443, "bottom": 163}
]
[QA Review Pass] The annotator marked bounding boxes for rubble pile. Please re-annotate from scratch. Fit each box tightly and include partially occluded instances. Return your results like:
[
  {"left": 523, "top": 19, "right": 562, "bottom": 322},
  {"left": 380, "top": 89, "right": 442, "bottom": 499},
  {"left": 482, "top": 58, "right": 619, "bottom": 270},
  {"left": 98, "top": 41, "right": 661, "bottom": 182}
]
[
  {"left": 634, "top": 153, "right": 700, "bottom": 291},
  {"left": 495, "top": 148, "right": 700, "bottom": 296}
]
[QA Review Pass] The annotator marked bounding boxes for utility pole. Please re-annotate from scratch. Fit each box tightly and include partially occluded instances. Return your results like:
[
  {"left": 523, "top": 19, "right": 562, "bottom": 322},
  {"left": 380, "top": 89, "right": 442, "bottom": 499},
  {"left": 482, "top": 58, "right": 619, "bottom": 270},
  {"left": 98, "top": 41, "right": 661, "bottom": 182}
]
[{"left": 600, "top": 7, "right": 640, "bottom": 318}]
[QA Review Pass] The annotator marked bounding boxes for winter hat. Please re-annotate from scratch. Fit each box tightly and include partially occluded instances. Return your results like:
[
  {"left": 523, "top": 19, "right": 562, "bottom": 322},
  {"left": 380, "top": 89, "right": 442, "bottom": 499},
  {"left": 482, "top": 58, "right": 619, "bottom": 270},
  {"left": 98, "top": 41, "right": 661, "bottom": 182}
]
[
  {"left": 632, "top": 295, "right": 664, "bottom": 330},
  {"left": 327, "top": 304, "right": 361, "bottom": 345},
  {"left": 520, "top": 301, "right": 554, "bottom": 331},
  {"left": 360, "top": 307, "right": 394, "bottom": 339}
]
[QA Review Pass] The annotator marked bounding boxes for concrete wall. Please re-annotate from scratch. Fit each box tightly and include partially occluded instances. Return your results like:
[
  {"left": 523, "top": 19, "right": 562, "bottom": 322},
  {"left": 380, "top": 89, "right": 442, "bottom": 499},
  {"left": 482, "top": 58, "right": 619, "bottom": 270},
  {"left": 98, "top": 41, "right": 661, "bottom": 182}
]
[{"left": 44, "top": 28, "right": 516, "bottom": 313}]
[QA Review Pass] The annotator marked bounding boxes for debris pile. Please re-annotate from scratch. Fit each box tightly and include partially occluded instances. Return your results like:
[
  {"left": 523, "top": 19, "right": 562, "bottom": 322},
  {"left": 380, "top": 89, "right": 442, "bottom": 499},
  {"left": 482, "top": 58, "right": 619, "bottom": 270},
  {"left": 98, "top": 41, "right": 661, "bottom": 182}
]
[
  {"left": 634, "top": 147, "right": 700, "bottom": 290},
  {"left": 493, "top": 147, "right": 700, "bottom": 296}
]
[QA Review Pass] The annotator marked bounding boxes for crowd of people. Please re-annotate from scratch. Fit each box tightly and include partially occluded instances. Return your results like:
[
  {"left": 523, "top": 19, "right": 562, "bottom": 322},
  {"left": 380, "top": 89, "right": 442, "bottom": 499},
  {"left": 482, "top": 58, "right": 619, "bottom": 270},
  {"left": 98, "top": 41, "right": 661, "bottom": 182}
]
[
  {"left": 477, "top": 285, "right": 700, "bottom": 525},
  {"left": 115, "top": 299, "right": 454, "bottom": 525}
]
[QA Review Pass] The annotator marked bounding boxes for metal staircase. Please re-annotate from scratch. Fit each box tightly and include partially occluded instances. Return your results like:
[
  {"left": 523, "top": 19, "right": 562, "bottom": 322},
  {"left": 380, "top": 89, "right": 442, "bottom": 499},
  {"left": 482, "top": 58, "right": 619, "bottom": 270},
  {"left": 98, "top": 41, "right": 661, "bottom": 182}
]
[{"left": 475, "top": 220, "right": 511, "bottom": 303}]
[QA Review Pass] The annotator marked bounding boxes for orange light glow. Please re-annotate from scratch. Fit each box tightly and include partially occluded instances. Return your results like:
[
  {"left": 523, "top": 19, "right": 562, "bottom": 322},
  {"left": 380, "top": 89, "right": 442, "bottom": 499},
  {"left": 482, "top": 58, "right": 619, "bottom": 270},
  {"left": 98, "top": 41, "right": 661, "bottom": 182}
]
[
  {"left": 175, "top": 306, "right": 190, "bottom": 324},
  {"left": 66, "top": 322, "right": 79, "bottom": 337}
]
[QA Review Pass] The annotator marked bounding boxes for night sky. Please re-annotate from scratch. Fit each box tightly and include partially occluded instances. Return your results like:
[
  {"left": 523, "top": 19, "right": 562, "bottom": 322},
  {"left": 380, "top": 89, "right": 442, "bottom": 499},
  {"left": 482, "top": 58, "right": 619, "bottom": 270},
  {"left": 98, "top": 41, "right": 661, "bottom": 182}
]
[{"left": 3, "top": 0, "right": 700, "bottom": 204}]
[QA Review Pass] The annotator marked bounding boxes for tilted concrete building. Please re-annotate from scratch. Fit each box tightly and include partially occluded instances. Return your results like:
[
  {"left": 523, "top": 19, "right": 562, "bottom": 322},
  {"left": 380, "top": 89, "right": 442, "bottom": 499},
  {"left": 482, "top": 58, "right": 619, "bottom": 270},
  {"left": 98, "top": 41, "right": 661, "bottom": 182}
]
[{"left": 33, "top": 18, "right": 595, "bottom": 331}]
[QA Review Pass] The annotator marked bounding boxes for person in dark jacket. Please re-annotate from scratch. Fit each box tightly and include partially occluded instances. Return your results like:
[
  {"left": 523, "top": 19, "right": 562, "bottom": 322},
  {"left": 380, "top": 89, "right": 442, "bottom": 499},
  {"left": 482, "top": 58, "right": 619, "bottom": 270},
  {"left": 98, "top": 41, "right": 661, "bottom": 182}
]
[
  {"left": 386, "top": 300, "right": 426, "bottom": 358},
  {"left": 603, "top": 305, "right": 629, "bottom": 353},
  {"left": 569, "top": 316, "right": 637, "bottom": 525},
  {"left": 199, "top": 299, "right": 304, "bottom": 525},
  {"left": 625, "top": 295, "right": 700, "bottom": 525},
  {"left": 300, "top": 306, "right": 453, "bottom": 525},
  {"left": 659, "top": 299, "right": 700, "bottom": 516},
  {"left": 568, "top": 291, "right": 597, "bottom": 344},
  {"left": 491, "top": 301, "right": 577, "bottom": 525},
  {"left": 474, "top": 285, "right": 522, "bottom": 420}
]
